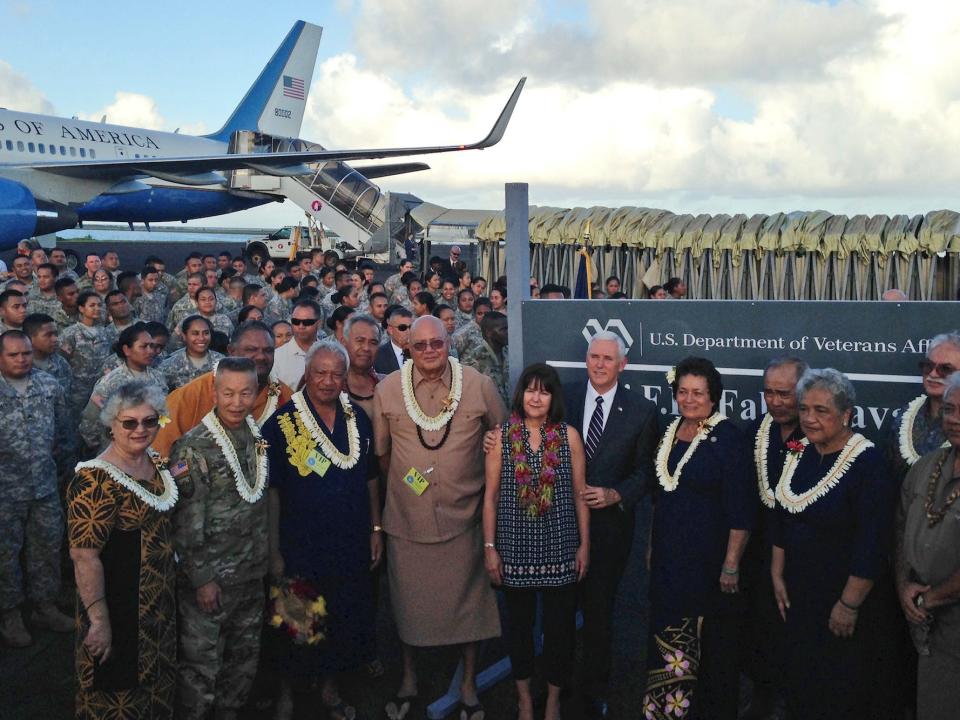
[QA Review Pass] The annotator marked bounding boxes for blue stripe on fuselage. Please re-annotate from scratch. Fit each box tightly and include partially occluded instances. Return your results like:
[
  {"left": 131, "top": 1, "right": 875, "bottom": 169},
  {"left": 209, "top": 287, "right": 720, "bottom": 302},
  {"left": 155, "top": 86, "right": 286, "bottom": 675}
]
[{"left": 77, "top": 186, "right": 274, "bottom": 223}]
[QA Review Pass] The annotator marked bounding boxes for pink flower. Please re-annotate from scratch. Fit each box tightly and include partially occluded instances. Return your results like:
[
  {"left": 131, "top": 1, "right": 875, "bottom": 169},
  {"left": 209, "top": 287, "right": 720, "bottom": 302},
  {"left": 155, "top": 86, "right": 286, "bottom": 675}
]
[
  {"left": 665, "top": 690, "right": 690, "bottom": 717},
  {"left": 664, "top": 651, "right": 690, "bottom": 677},
  {"left": 642, "top": 695, "right": 657, "bottom": 720}
]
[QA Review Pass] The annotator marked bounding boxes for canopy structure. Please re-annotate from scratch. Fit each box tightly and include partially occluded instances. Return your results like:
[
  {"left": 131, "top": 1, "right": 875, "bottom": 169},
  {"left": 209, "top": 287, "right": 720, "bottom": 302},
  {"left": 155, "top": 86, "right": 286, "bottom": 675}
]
[{"left": 474, "top": 206, "right": 960, "bottom": 300}]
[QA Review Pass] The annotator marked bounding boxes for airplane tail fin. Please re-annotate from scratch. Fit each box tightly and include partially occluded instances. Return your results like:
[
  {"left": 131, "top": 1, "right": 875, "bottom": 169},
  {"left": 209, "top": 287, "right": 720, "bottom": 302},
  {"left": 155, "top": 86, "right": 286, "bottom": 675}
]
[{"left": 206, "top": 20, "right": 322, "bottom": 142}]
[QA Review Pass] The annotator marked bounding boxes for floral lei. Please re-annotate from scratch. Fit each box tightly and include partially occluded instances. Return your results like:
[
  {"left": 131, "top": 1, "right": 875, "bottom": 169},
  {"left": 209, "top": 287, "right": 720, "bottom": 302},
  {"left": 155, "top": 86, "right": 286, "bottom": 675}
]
[
  {"left": 656, "top": 412, "right": 725, "bottom": 492},
  {"left": 201, "top": 410, "right": 269, "bottom": 504},
  {"left": 754, "top": 414, "right": 777, "bottom": 509},
  {"left": 76, "top": 449, "right": 178, "bottom": 512},
  {"left": 292, "top": 391, "right": 361, "bottom": 469},
  {"left": 400, "top": 357, "right": 463, "bottom": 432},
  {"left": 268, "top": 576, "right": 328, "bottom": 646},
  {"left": 775, "top": 433, "right": 874, "bottom": 513},
  {"left": 898, "top": 394, "right": 949, "bottom": 466},
  {"left": 508, "top": 414, "right": 562, "bottom": 518}
]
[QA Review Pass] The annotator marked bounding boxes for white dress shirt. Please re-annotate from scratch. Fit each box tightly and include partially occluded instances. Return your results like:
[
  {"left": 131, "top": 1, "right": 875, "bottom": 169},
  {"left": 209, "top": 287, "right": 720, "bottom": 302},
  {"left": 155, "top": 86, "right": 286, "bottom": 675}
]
[
  {"left": 582, "top": 381, "right": 618, "bottom": 441},
  {"left": 391, "top": 341, "right": 404, "bottom": 368},
  {"left": 273, "top": 338, "right": 310, "bottom": 390}
]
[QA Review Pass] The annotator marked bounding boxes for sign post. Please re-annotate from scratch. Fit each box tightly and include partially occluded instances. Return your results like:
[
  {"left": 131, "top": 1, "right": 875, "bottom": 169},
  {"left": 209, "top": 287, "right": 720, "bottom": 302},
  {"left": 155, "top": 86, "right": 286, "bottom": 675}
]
[{"left": 505, "top": 183, "right": 530, "bottom": 391}]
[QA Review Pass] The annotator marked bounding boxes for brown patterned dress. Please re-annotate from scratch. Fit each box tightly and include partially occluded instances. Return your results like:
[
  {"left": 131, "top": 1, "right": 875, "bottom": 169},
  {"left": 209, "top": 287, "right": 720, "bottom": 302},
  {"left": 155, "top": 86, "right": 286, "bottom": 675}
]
[{"left": 68, "top": 466, "right": 177, "bottom": 720}]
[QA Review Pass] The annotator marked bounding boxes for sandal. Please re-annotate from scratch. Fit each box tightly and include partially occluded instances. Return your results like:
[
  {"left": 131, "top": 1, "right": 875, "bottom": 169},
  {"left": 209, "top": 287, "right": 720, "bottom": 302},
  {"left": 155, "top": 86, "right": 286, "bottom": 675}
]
[
  {"left": 384, "top": 694, "right": 417, "bottom": 720},
  {"left": 459, "top": 701, "right": 485, "bottom": 720},
  {"left": 325, "top": 699, "right": 356, "bottom": 720}
]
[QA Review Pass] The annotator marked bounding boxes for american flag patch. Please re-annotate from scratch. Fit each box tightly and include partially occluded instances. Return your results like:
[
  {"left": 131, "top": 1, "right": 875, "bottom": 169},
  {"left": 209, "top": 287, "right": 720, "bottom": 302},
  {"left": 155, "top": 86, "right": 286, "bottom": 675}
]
[
  {"left": 282, "top": 75, "right": 305, "bottom": 100},
  {"left": 170, "top": 461, "right": 189, "bottom": 478}
]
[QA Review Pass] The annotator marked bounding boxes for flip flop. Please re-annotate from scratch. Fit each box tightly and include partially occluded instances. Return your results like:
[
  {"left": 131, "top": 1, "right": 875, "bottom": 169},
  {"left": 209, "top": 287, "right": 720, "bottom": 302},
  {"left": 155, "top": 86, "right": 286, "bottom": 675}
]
[
  {"left": 384, "top": 694, "right": 417, "bottom": 720},
  {"left": 325, "top": 698, "right": 356, "bottom": 720},
  {"left": 459, "top": 701, "right": 485, "bottom": 720}
]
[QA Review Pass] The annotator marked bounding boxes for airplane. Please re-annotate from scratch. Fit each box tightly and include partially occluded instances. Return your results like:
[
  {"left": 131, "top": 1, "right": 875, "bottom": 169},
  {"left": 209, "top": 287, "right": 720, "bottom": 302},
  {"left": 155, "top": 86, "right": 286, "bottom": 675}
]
[{"left": 0, "top": 20, "right": 525, "bottom": 252}]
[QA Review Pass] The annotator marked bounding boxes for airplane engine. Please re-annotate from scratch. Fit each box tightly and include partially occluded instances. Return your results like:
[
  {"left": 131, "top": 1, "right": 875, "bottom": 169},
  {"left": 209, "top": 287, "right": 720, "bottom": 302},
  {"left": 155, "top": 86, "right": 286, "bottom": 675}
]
[{"left": 0, "top": 178, "right": 78, "bottom": 251}]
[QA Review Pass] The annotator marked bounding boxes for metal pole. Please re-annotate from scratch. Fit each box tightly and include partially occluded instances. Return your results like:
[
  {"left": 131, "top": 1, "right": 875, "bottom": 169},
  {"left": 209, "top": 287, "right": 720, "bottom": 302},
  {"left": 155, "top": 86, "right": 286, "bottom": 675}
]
[{"left": 505, "top": 183, "right": 529, "bottom": 391}]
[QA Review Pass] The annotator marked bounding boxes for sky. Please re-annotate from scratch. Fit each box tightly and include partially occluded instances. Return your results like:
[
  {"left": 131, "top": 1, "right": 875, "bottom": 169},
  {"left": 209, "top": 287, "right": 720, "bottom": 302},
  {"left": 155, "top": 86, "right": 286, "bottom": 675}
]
[{"left": 2, "top": 0, "right": 960, "bottom": 229}]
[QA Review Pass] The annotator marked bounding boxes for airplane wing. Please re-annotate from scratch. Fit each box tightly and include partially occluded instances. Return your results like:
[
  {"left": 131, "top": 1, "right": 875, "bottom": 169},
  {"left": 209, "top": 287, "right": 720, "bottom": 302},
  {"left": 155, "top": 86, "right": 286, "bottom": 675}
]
[{"left": 5, "top": 78, "right": 525, "bottom": 184}]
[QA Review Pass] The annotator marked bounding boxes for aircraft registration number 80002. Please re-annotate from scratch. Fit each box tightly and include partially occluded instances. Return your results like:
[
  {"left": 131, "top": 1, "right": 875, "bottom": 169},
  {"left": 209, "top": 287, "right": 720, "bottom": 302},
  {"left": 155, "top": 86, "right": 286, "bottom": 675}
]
[{"left": 274, "top": 108, "right": 292, "bottom": 119}]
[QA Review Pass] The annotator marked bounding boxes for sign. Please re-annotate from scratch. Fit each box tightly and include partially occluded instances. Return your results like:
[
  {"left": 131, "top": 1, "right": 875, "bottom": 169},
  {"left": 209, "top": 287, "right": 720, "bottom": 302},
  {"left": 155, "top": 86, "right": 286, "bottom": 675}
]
[
  {"left": 311, "top": 199, "right": 322, "bottom": 212},
  {"left": 520, "top": 300, "right": 958, "bottom": 443}
]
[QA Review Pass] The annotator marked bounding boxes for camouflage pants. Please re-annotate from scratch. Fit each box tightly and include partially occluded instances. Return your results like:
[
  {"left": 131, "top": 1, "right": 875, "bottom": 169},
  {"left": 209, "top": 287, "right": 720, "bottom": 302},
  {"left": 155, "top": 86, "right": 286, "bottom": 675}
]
[
  {"left": 0, "top": 493, "right": 63, "bottom": 610},
  {"left": 177, "top": 578, "right": 264, "bottom": 719}
]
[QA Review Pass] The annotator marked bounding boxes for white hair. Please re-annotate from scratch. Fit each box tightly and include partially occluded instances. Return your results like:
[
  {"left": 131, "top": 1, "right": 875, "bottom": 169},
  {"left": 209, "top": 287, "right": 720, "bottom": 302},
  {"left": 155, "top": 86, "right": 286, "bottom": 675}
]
[
  {"left": 944, "top": 374, "right": 960, "bottom": 404},
  {"left": 796, "top": 368, "right": 856, "bottom": 413},
  {"left": 928, "top": 331, "right": 960, "bottom": 358},
  {"left": 588, "top": 330, "right": 626, "bottom": 360},
  {"left": 343, "top": 313, "right": 382, "bottom": 343},
  {"left": 99, "top": 381, "right": 168, "bottom": 427},
  {"left": 304, "top": 338, "right": 349, "bottom": 374}
]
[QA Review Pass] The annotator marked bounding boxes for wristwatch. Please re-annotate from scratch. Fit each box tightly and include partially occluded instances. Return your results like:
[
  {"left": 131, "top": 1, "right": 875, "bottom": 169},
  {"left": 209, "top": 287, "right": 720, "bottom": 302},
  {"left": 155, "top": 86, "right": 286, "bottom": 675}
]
[{"left": 371, "top": 525, "right": 383, "bottom": 533}]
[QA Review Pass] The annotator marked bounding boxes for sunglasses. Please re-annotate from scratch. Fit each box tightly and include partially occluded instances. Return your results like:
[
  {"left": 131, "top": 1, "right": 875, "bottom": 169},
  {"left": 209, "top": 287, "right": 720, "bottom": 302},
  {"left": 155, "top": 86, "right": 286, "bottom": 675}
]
[
  {"left": 391, "top": 323, "right": 411, "bottom": 331},
  {"left": 411, "top": 339, "right": 446, "bottom": 352},
  {"left": 919, "top": 360, "right": 957, "bottom": 377},
  {"left": 290, "top": 318, "right": 319, "bottom": 326},
  {"left": 118, "top": 416, "right": 160, "bottom": 431}
]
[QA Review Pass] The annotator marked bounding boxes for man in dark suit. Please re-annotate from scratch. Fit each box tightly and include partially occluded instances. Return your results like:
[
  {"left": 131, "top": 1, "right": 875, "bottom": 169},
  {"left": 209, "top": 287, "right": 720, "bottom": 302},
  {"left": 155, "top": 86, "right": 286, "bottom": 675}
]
[
  {"left": 564, "top": 330, "right": 658, "bottom": 718},
  {"left": 437, "top": 245, "right": 463, "bottom": 282},
  {"left": 374, "top": 306, "right": 412, "bottom": 375}
]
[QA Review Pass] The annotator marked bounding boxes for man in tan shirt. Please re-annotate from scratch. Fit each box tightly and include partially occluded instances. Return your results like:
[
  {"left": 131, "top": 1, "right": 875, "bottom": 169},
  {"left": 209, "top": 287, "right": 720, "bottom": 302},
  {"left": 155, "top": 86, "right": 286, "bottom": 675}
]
[{"left": 373, "top": 315, "right": 506, "bottom": 719}]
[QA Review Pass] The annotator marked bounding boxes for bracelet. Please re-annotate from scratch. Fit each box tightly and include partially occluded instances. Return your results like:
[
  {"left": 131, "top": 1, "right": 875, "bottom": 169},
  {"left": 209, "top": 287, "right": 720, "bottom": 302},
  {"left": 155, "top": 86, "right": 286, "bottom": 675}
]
[
  {"left": 483, "top": 542, "right": 496, "bottom": 549},
  {"left": 721, "top": 566, "right": 739, "bottom": 576},
  {"left": 85, "top": 596, "right": 105, "bottom": 613},
  {"left": 839, "top": 597, "right": 860, "bottom": 612},
  {"left": 371, "top": 525, "right": 383, "bottom": 533}
]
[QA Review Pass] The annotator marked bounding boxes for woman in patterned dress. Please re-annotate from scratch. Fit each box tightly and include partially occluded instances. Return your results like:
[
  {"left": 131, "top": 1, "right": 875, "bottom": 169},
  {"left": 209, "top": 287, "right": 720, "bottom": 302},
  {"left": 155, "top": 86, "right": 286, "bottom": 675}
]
[
  {"left": 642, "top": 357, "right": 754, "bottom": 720},
  {"left": 483, "top": 363, "right": 590, "bottom": 720},
  {"left": 771, "top": 369, "right": 896, "bottom": 720},
  {"left": 68, "top": 381, "right": 178, "bottom": 720}
]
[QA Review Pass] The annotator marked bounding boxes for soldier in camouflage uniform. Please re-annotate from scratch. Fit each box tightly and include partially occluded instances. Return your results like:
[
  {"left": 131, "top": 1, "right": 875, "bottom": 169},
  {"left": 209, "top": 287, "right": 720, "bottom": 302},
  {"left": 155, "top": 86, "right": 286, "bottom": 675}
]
[
  {"left": 454, "top": 288, "right": 475, "bottom": 330},
  {"left": 383, "top": 260, "right": 414, "bottom": 300},
  {"left": 452, "top": 297, "right": 491, "bottom": 358},
  {"left": 166, "top": 274, "right": 205, "bottom": 350},
  {"left": 159, "top": 316, "right": 225, "bottom": 391},
  {"left": 23, "top": 313, "right": 73, "bottom": 398},
  {"left": 133, "top": 265, "right": 168, "bottom": 324},
  {"left": 460, "top": 310, "right": 510, "bottom": 407},
  {"left": 59, "top": 291, "right": 113, "bottom": 424},
  {"left": 170, "top": 359, "right": 268, "bottom": 720},
  {"left": 52, "top": 277, "right": 81, "bottom": 330},
  {"left": 0, "top": 331, "right": 75, "bottom": 647},
  {"left": 26, "top": 263, "right": 62, "bottom": 318},
  {"left": 0, "top": 288, "right": 27, "bottom": 333},
  {"left": 80, "top": 323, "right": 167, "bottom": 452},
  {"left": 48, "top": 248, "right": 79, "bottom": 282},
  {"left": 74, "top": 252, "right": 102, "bottom": 293}
]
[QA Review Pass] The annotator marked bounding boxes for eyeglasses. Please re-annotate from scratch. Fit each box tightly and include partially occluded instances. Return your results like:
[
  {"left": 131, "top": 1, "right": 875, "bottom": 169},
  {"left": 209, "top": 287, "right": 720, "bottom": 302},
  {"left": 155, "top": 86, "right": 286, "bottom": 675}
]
[
  {"left": 411, "top": 338, "right": 446, "bottom": 352},
  {"left": 117, "top": 416, "right": 160, "bottom": 430},
  {"left": 919, "top": 360, "right": 957, "bottom": 377},
  {"left": 290, "top": 318, "right": 319, "bottom": 326},
  {"left": 391, "top": 323, "right": 411, "bottom": 332}
]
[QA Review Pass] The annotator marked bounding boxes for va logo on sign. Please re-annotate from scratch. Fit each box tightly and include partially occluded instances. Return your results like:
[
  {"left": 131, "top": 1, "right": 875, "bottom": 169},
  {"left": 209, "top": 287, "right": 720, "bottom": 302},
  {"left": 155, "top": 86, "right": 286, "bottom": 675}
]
[{"left": 581, "top": 319, "right": 638, "bottom": 355}]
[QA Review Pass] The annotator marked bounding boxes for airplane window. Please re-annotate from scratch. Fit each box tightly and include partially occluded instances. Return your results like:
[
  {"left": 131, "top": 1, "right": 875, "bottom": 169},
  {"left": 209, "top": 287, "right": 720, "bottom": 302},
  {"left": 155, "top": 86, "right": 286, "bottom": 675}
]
[
  {"left": 70, "top": 147, "right": 76, "bottom": 157},
  {"left": 59, "top": 145, "right": 66, "bottom": 155},
  {"left": 79, "top": 148, "right": 86, "bottom": 157},
  {"left": 5, "top": 141, "right": 11, "bottom": 151},
  {"left": 90, "top": 149, "right": 96, "bottom": 159},
  {"left": 38, "top": 144, "right": 45, "bottom": 154},
  {"left": 28, "top": 142, "right": 35, "bottom": 153},
  {"left": 17, "top": 141, "right": 24, "bottom": 152}
]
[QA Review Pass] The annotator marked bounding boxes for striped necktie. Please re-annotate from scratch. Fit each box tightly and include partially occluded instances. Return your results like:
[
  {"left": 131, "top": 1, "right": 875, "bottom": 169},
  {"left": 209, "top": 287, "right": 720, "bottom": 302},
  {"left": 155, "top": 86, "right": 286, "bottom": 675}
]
[{"left": 585, "top": 396, "right": 604, "bottom": 459}]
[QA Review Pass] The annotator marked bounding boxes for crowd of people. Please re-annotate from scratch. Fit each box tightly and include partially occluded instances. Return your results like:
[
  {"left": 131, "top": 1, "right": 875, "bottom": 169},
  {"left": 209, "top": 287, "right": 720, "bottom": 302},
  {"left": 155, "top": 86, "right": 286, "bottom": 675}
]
[{"left": 0, "top": 241, "right": 957, "bottom": 720}]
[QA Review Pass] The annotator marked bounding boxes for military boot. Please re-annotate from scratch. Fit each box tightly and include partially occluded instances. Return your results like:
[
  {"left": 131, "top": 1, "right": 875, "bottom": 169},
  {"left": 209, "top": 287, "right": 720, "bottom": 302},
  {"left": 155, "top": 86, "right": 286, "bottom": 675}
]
[
  {"left": 31, "top": 602, "right": 75, "bottom": 632},
  {"left": 0, "top": 608, "right": 33, "bottom": 647}
]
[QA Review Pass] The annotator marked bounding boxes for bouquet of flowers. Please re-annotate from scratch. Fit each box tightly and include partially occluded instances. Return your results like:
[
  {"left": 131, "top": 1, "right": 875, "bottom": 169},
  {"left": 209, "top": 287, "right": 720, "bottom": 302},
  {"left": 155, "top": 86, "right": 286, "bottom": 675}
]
[{"left": 268, "top": 577, "right": 328, "bottom": 646}]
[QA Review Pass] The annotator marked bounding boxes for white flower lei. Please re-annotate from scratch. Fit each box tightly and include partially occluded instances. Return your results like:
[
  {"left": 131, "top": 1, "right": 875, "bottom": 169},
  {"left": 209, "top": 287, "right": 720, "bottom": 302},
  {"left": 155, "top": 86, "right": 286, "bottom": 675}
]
[
  {"left": 76, "top": 449, "right": 178, "bottom": 512},
  {"left": 656, "top": 412, "right": 726, "bottom": 492},
  {"left": 201, "top": 411, "right": 269, "bottom": 503},
  {"left": 775, "top": 433, "right": 873, "bottom": 513},
  {"left": 754, "top": 414, "right": 777, "bottom": 509},
  {"left": 292, "top": 391, "right": 360, "bottom": 469},
  {"left": 897, "top": 394, "right": 949, "bottom": 466},
  {"left": 400, "top": 357, "right": 463, "bottom": 432}
]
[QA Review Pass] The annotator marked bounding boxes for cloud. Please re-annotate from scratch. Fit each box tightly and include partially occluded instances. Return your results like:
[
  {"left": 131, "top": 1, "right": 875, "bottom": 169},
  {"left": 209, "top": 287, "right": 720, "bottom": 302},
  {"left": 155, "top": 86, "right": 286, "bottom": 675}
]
[
  {"left": 0, "top": 60, "right": 54, "bottom": 114},
  {"left": 300, "top": 1, "right": 960, "bottom": 215},
  {"left": 78, "top": 91, "right": 165, "bottom": 129}
]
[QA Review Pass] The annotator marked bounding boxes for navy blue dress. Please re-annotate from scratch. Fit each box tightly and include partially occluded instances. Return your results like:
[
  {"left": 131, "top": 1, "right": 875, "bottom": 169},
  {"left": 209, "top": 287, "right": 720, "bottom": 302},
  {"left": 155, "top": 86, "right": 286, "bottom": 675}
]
[
  {"left": 261, "top": 395, "right": 377, "bottom": 676},
  {"left": 648, "top": 420, "right": 755, "bottom": 629},
  {"left": 771, "top": 443, "right": 896, "bottom": 720}
]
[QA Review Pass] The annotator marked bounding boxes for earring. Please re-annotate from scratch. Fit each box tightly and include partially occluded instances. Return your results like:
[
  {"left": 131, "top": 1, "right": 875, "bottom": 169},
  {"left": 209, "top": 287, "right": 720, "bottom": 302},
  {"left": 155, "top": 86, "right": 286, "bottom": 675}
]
[{"left": 106, "top": 428, "right": 114, "bottom": 439}]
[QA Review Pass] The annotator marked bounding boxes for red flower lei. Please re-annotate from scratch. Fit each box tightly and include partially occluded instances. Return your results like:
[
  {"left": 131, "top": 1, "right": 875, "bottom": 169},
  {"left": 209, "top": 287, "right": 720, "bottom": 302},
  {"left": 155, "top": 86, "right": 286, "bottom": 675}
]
[
  {"left": 785, "top": 439, "right": 806, "bottom": 457},
  {"left": 508, "top": 413, "right": 562, "bottom": 518}
]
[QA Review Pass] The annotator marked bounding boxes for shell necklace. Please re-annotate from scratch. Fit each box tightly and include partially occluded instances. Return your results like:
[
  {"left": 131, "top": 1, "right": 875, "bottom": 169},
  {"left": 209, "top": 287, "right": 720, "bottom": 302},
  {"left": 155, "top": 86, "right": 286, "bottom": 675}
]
[
  {"left": 656, "top": 413, "right": 725, "bottom": 492},
  {"left": 898, "top": 394, "right": 949, "bottom": 466},
  {"left": 76, "top": 449, "right": 178, "bottom": 512},
  {"left": 775, "top": 433, "right": 873, "bottom": 513},
  {"left": 292, "top": 391, "right": 360, "bottom": 469},
  {"left": 400, "top": 357, "right": 463, "bottom": 432},
  {"left": 754, "top": 414, "right": 777, "bottom": 509},
  {"left": 201, "top": 411, "right": 269, "bottom": 503}
]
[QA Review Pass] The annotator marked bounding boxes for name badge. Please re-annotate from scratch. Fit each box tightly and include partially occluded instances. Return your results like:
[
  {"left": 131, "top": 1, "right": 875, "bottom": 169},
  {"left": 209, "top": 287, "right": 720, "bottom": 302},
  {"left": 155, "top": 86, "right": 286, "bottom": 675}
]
[
  {"left": 306, "top": 450, "right": 331, "bottom": 477},
  {"left": 403, "top": 467, "right": 430, "bottom": 496}
]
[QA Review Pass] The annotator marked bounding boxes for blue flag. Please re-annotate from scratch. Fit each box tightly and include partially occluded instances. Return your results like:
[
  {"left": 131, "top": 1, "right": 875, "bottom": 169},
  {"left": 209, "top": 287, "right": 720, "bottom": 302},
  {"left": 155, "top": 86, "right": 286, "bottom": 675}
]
[{"left": 574, "top": 249, "right": 592, "bottom": 299}]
